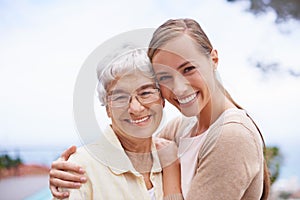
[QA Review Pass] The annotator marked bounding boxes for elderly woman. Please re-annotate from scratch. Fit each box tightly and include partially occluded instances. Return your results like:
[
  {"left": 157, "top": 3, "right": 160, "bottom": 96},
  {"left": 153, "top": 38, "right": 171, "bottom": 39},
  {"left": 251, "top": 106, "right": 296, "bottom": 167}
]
[{"left": 53, "top": 46, "right": 182, "bottom": 200}]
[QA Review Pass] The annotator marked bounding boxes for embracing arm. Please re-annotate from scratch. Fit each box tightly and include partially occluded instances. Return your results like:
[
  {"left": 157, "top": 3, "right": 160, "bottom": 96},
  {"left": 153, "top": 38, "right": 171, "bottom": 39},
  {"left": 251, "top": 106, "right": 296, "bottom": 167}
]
[
  {"left": 162, "top": 159, "right": 183, "bottom": 200},
  {"left": 49, "top": 146, "right": 87, "bottom": 199},
  {"left": 155, "top": 138, "right": 183, "bottom": 200},
  {"left": 186, "top": 124, "right": 263, "bottom": 200}
]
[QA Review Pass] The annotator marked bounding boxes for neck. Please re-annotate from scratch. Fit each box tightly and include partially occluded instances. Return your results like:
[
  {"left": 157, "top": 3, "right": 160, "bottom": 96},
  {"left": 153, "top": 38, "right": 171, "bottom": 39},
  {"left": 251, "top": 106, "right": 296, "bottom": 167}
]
[
  {"left": 111, "top": 125, "right": 153, "bottom": 176},
  {"left": 111, "top": 125, "right": 152, "bottom": 153},
  {"left": 195, "top": 89, "right": 235, "bottom": 136}
]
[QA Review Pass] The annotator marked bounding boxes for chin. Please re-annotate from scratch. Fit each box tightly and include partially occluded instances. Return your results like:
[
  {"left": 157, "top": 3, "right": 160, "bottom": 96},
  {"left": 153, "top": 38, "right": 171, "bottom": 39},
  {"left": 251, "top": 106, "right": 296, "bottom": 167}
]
[
  {"left": 123, "top": 124, "right": 157, "bottom": 139},
  {"left": 181, "top": 111, "right": 199, "bottom": 118},
  {"left": 133, "top": 128, "right": 155, "bottom": 139},
  {"left": 182, "top": 107, "right": 201, "bottom": 117}
]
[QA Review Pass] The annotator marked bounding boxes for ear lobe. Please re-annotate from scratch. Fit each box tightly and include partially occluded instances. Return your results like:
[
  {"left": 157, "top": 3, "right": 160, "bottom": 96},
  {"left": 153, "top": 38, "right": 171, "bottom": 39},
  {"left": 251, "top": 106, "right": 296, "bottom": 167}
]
[{"left": 210, "top": 49, "right": 219, "bottom": 69}]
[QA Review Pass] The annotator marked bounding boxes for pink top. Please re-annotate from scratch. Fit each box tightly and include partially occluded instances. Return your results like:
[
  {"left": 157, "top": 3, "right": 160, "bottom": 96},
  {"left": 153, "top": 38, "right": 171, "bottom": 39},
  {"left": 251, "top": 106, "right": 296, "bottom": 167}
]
[{"left": 179, "top": 129, "right": 208, "bottom": 197}]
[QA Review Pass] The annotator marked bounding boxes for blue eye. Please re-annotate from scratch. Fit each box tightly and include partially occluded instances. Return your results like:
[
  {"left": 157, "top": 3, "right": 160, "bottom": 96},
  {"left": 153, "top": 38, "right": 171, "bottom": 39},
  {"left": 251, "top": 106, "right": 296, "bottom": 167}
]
[{"left": 158, "top": 75, "right": 172, "bottom": 82}]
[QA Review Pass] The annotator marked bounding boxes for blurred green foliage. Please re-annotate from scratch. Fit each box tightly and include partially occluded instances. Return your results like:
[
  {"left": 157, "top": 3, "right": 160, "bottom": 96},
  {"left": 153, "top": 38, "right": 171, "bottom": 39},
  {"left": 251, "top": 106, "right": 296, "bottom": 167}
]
[
  {"left": 0, "top": 154, "right": 22, "bottom": 169},
  {"left": 265, "top": 146, "right": 283, "bottom": 185},
  {"left": 227, "top": 0, "right": 300, "bottom": 23}
]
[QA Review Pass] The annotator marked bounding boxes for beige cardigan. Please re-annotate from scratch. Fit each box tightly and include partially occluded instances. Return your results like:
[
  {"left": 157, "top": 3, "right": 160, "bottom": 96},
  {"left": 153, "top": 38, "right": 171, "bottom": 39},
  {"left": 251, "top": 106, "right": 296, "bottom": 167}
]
[
  {"left": 56, "top": 126, "right": 163, "bottom": 200},
  {"left": 158, "top": 109, "right": 264, "bottom": 200}
]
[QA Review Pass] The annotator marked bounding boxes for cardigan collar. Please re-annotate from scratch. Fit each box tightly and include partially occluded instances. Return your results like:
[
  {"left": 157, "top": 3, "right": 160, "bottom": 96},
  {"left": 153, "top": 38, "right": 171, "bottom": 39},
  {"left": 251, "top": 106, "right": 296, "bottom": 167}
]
[{"left": 85, "top": 125, "right": 162, "bottom": 175}]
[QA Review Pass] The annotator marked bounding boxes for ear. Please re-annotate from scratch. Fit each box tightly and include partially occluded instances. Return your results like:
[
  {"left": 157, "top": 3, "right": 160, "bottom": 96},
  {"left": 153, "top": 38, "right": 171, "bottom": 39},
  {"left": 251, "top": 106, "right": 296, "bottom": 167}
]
[
  {"left": 210, "top": 49, "right": 219, "bottom": 70},
  {"left": 106, "top": 106, "right": 112, "bottom": 118}
]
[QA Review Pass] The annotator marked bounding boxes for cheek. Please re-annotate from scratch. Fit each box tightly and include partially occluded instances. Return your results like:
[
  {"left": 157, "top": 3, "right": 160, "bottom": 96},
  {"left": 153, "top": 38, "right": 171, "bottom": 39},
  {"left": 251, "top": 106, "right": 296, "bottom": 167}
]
[
  {"left": 110, "top": 109, "right": 124, "bottom": 121},
  {"left": 197, "top": 67, "right": 214, "bottom": 82},
  {"left": 159, "top": 86, "right": 173, "bottom": 101},
  {"left": 151, "top": 104, "right": 164, "bottom": 125},
  {"left": 189, "top": 71, "right": 208, "bottom": 88}
]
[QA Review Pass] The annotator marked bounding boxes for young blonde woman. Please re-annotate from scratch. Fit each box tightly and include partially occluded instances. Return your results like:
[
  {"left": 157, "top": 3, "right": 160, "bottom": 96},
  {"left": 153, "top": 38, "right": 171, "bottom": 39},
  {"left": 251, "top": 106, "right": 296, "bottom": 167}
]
[{"left": 50, "top": 18, "right": 270, "bottom": 200}]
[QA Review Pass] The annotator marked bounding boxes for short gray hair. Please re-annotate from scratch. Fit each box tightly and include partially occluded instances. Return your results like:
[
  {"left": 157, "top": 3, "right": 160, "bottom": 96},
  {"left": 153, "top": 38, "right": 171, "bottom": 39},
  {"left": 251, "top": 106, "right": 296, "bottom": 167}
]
[{"left": 96, "top": 45, "right": 156, "bottom": 105}]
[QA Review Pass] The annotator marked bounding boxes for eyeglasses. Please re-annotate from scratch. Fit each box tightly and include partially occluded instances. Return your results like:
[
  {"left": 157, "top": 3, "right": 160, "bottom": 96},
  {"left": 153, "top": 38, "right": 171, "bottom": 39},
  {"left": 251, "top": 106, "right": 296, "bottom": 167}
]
[{"left": 107, "top": 87, "right": 160, "bottom": 108}]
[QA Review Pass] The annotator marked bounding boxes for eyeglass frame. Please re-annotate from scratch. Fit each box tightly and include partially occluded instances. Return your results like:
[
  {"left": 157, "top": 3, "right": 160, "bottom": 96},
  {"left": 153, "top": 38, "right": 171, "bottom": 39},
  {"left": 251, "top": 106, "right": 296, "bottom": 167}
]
[{"left": 106, "top": 85, "right": 161, "bottom": 108}]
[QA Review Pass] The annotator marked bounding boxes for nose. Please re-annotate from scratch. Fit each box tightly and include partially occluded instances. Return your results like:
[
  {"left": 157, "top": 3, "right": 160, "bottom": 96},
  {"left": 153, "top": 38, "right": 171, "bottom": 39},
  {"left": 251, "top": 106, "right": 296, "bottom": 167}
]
[
  {"left": 172, "top": 74, "right": 190, "bottom": 97},
  {"left": 128, "top": 96, "right": 146, "bottom": 114}
]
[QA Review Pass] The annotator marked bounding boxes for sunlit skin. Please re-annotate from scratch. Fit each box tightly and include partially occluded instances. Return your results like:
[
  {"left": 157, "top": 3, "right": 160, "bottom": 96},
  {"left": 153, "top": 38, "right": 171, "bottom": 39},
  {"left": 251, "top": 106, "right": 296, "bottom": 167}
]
[
  {"left": 152, "top": 34, "right": 235, "bottom": 136},
  {"left": 105, "top": 71, "right": 164, "bottom": 152}
]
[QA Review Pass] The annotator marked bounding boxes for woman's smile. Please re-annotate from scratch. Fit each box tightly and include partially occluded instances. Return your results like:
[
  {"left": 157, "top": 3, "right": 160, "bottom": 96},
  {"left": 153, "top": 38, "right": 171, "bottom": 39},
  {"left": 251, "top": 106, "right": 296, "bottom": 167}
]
[
  {"left": 176, "top": 91, "right": 199, "bottom": 105},
  {"left": 124, "top": 115, "right": 152, "bottom": 126}
]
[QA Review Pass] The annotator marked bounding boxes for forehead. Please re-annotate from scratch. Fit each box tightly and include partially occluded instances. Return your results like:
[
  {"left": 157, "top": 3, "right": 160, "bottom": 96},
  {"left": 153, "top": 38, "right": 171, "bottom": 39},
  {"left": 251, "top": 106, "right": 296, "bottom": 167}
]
[
  {"left": 152, "top": 35, "right": 203, "bottom": 68},
  {"left": 108, "top": 71, "right": 155, "bottom": 92}
]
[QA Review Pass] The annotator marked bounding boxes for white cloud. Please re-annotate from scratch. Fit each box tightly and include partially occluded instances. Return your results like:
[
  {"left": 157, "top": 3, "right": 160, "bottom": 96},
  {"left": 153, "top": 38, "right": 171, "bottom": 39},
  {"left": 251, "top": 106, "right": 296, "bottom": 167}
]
[{"left": 273, "top": 176, "right": 300, "bottom": 192}]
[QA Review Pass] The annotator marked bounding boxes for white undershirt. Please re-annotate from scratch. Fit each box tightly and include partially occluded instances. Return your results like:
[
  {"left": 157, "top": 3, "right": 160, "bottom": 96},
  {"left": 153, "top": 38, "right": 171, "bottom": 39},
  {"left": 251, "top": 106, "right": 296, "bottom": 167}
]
[
  {"left": 178, "top": 129, "right": 208, "bottom": 198},
  {"left": 148, "top": 187, "right": 155, "bottom": 200}
]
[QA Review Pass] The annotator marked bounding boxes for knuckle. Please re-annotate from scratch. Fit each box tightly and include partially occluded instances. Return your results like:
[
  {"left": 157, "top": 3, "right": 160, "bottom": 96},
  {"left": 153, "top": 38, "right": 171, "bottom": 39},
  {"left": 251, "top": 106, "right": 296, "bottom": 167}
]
[
  {"left": 61, "top": 162, "right": 68, "bottom": 169},
  {"left": 51, "top": 162, "right": 56, "bottom": 168},
  {"left": 49, "top": 169, "right": 55, "bottom": 176}
]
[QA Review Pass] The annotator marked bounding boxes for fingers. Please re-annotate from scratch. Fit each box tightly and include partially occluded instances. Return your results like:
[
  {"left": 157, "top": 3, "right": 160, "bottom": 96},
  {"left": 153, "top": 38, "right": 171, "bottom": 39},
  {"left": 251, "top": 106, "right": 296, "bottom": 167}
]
[
  {"left": 61, "top": 145, "right": 77, "bottom": 161},
  {"left": 154, "top": 138, "right": 174, "bottom": 150},
  {"left": 49, "top": 168, "right": 86, "bottom": 184},
  {"left": 51, "top": 159, "right": 85, "bottom": 174},
  {"left": 154, "top": 139, "right": 178, "bottom": 168},
  {"left": 49, "top": 184, "right": 69, "bottom": 199},
  {"left": 49, "top": 174, "right": 82, "bottom": 189},
  {"left": 49, "top": 161, "right": 87, "bottom": 187},
  {"left": 49, "top": 168, "right": 87, "bottom": 198},
  {"left": 49, "top": 146, "right": 84, "bottom": 198},
  {"left": 49, "top": 159, "right": 87, "bottom": 199}
]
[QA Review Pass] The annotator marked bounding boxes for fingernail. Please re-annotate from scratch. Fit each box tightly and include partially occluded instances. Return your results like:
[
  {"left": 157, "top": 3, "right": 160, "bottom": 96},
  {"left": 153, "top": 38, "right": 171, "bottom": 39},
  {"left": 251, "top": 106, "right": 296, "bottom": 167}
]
[
  {"left": 80, "top": 177, "right": 87, "bottom": 182},
  {"left": 74, "top": 182, "right": 81, "bottom": 187},
  {"left": 79, "top": 168, "right": 85, "bottom": 173},
  {"left": 63, "top": 192, "right": 69, "bottom": 197}
]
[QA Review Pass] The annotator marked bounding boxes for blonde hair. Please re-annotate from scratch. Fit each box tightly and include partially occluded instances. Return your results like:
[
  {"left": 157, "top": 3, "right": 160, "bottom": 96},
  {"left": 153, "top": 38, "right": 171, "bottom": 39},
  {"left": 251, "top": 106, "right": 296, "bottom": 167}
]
[{"left": 148, "top": 18, "right": 270, "bottom": 200}]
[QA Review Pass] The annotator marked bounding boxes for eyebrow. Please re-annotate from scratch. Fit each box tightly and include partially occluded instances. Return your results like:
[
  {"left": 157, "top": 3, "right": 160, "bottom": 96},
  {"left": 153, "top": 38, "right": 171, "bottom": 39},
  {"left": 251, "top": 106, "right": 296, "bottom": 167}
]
[
  {"left": 155, "top": 61, "right": 191, "bottom": 75},
  {"left": 108, "top": 89, "right": 126, "bottom": 95},
  {"left": 138, "top": 83, "right": 156, "bottom": 90},
  {"left": 109, "top": 83, "right": 156, "bottom": 94},
  {"left": 177, "top": 61, "right": 190, "bottom": 70}
]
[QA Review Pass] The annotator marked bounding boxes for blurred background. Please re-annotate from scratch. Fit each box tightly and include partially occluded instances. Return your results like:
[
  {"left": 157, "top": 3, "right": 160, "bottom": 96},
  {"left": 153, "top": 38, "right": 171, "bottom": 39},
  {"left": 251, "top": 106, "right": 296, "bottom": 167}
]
[{"left": 0, "top": 0, "right": 299, "bottom": 199}]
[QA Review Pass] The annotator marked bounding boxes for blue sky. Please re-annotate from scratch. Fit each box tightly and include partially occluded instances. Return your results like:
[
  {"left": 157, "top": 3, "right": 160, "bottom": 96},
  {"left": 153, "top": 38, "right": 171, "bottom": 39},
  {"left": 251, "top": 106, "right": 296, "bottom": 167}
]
[{"left": 0, "top": 0, "right": 299, "bottom": 190}]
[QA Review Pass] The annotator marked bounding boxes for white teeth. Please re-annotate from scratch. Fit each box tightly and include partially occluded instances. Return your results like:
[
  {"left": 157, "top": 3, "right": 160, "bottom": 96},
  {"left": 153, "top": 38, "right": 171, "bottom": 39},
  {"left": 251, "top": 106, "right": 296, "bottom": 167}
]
[
  {"left": 130, "top": 116, "right": 149, "bottom": 124},
  {"left": 178, "top": 93, "right": 197, "bottom": 104}
]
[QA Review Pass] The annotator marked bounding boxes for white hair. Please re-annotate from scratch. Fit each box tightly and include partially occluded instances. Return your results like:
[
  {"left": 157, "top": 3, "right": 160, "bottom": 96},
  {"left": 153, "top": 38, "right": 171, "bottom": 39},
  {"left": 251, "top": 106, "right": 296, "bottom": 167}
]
[{"left": 96, "top": 45, "right": 157, "bottom": 105}]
